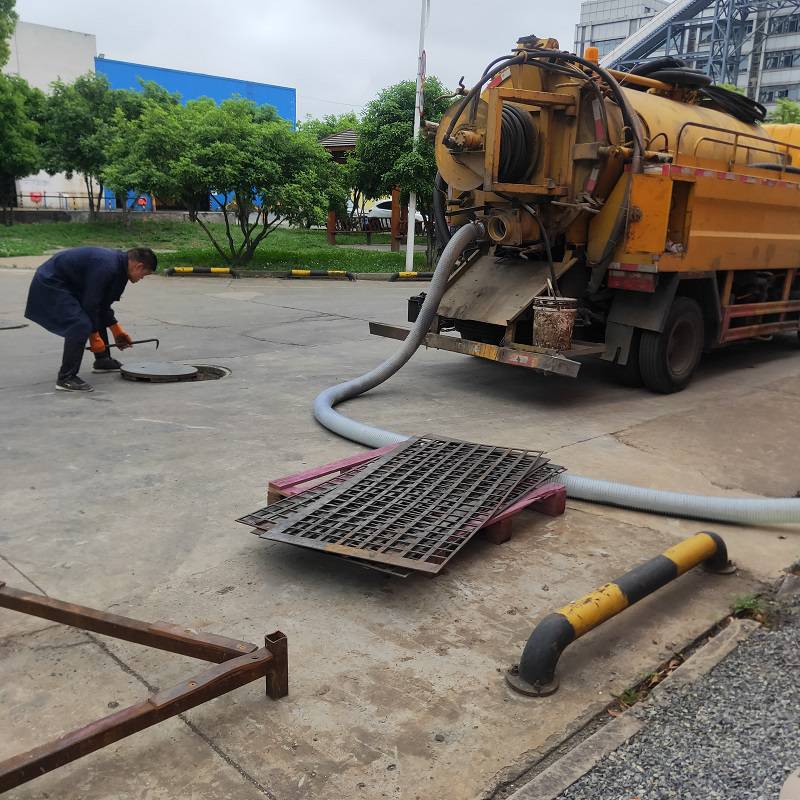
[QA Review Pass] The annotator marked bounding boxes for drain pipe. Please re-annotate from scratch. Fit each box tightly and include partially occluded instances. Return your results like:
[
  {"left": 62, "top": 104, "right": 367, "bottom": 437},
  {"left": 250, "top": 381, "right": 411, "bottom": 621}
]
[{"left": 312, "top": 226, "right": 800, "bottom": 526}]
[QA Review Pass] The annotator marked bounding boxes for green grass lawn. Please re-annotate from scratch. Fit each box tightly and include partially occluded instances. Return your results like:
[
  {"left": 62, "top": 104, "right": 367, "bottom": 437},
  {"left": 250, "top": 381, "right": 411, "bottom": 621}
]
[{"left": 0, "top": 219, "right": 427, "bottom": 272}]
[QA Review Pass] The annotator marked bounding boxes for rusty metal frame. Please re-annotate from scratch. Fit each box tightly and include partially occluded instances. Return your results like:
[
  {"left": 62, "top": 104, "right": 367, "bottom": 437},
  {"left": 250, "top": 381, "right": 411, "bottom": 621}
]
[
  {"left": 483, "top": 86, "right": 573, "bottom": 195},
  {"left": 718, "top": 268, "right": 800, "bottom": 343},
  {"left": 0, "top": 582, "right": 287, "bottom": 794},
  {"left": 369, "top": 321, "right": 586, "bottom": 377},
  {"left": 239, "top": 458, "right": 565, "bottom": 577}
]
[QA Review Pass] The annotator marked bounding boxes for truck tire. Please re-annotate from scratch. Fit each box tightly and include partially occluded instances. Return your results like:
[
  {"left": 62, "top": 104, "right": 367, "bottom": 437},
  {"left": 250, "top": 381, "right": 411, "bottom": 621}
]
[{"left": 639, "top": 297, "right": 704, "bottom": 393}]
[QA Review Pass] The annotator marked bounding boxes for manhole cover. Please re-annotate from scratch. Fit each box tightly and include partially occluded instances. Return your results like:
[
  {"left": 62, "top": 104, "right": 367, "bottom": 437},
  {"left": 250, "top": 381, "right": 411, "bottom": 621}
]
[
  {"left": 121, "top": 362, "right": 199, "bottom": 383},
  {"left": 0, "top": 320, "right": 28, "bottom": 330}
]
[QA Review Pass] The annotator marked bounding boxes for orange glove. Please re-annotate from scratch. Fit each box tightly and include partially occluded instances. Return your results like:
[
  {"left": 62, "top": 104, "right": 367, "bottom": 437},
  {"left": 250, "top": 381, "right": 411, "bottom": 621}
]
[
  {"left": 88, "top": 332, "right": 106, "bottom": 353},
  {"left": 111, "top": 323, "right": 133, "bottom": 349}
]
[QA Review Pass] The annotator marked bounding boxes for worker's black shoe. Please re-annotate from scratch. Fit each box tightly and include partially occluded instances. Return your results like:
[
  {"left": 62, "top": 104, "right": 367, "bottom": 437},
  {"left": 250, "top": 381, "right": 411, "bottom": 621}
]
[
  {"left": 92, "top": 356, "right": 122, "bottom": 373},
  {"left": 55, "top": 376, "right": 94, "bottom": 392}
]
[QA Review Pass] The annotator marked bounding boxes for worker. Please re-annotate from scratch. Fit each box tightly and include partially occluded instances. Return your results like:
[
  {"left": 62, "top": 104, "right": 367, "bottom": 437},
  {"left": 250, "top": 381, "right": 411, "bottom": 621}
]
[{"left": 24, "top": 246, "right": 158, "bottom": 392}]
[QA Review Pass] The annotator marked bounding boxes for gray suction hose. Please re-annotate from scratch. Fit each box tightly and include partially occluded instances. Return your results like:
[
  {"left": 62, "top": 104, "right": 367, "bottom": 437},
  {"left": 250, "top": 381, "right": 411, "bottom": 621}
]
[
  {"left": 314, "top": 222, "right": 482, "bottom": 449},
  {"left": 559, "top": 474, "right": 800, "bottom": 526},
  {"left": 313, "top": 224, "right": 800, "bottom": 526}
]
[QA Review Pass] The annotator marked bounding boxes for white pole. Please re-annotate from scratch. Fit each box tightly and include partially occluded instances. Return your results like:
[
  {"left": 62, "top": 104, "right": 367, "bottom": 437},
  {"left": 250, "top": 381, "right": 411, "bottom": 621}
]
[{"left": 405, "top": 0, "right": 429, "bottom": 272}]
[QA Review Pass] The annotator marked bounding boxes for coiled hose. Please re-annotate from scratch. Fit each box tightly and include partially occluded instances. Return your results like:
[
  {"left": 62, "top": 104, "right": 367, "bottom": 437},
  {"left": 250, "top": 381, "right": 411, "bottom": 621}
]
[{"left": 313, "top": 224, "right": 800, "bottom": 526}]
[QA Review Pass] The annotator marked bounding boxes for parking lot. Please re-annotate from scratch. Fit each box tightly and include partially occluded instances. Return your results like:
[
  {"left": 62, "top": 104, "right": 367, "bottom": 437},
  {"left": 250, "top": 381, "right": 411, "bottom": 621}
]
[{"left": 1, "top": 269, "right": 798, "bottom": 799}]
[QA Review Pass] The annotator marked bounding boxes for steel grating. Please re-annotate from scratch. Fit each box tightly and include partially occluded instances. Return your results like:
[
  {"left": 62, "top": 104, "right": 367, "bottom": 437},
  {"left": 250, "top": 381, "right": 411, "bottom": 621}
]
[
  {"left": 239, "top": 462, "right": 564, "bottom": 534},
  {"left": 238, "top": 460, "right": 564, "bottom": 577},
  {"left": 241, "top": 436, "right": 562, "bottom": 575},
  {"left": 239, "top": 462, "right": 565, "bottom": 576}
]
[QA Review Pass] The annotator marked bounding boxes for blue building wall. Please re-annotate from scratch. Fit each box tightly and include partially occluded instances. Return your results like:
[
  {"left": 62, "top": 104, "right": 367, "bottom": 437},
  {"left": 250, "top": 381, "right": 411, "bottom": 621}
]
[
  {"left": 95, "top": 57, "right": 296, "bottom": 123},
  {"left": 95, "top": 58, "right": 296, "bottom": 211}
]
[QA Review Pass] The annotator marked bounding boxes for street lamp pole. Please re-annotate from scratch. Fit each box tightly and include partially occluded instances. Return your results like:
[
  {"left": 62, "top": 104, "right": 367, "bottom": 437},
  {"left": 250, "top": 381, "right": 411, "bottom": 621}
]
[{"left": 405, "top": 0, "right": 429, "bottom": 272}]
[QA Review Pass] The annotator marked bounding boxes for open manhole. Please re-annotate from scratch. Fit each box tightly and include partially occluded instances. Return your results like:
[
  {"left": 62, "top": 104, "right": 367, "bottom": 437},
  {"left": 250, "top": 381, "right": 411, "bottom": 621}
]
[{"left": 120, "top": 362, "right": 230, "bottom": 383}]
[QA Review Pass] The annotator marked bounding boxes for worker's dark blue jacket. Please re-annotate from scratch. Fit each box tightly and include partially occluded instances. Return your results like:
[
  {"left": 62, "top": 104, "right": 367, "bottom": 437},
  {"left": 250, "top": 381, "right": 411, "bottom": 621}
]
[{"left": 25, "top": 247, "right": 128, "bottom": 340}]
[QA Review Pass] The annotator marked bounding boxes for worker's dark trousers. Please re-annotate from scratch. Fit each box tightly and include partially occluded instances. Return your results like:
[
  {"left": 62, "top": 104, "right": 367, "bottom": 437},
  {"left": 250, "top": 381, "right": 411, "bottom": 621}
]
[{"left": 58, "top": 329, "right": 109, "bottom": 381}]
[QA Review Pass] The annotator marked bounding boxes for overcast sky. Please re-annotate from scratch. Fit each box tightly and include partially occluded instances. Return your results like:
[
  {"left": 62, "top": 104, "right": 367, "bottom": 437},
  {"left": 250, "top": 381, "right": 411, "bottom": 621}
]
[{"left": 16, "top": 0, "right": 583, "bottom": 121}]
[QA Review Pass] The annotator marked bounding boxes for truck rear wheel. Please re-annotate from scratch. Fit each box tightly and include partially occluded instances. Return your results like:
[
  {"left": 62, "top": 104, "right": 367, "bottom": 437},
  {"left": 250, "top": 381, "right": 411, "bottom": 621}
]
[{"left": 639, "top": 297, "right": 704, "bottom": 393}]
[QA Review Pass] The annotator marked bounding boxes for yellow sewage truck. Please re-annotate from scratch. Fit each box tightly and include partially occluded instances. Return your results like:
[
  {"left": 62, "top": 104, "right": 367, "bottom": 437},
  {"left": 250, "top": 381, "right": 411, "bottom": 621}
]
[{"left": 371, "top": 38, "right": 800, "bottom": 392}]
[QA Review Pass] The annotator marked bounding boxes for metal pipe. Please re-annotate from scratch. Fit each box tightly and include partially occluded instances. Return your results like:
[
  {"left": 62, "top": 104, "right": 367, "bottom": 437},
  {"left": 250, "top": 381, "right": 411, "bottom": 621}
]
[
  {"left": 505, "top": 532, "right": 732, "bottom": 696},
  {"left": 607, "top": 67, "right": 673, "bottom": 91},
  {"left": 84, "top": 337, "right": 161, "bottom": 352}
]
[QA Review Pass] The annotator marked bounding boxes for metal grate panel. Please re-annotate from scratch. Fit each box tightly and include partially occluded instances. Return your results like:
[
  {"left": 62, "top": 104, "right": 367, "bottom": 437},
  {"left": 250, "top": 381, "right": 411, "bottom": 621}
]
[
  {"left": 239, "top": 463, "right": 564, "bottom": 577},
  {"left": 246, "top": 436, "right": 556, "bottom": 574},
  {"left": 239, "top": 464, "right": 413, "bottom": 576}
]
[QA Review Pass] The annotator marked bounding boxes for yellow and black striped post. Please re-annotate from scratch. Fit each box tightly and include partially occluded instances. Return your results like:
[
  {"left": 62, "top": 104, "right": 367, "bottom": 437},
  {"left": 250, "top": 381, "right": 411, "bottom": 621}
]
[
  {"left": 506, "top": 531, "right": 732, "bottom": 696},
  {"left": 287, "top": 269, "right": 355, "bottom": 281},
  {"left": 167, "top": 266, "right": 237, "bottom": 277},
  {"left": 389, "top": 271, "right": 434, "bottom": 281}
]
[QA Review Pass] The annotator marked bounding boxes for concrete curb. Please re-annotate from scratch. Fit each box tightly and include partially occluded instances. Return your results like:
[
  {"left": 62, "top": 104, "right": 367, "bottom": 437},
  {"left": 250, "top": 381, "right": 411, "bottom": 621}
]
[
  {"left": 503, "top": 618, "right": 760, "bottom": 800},
  {"left": 505, "top": 715, "right": 644, "bottom": 800},
  {"left": 781, "top": 769, "right": 800, "bottom": 800}
]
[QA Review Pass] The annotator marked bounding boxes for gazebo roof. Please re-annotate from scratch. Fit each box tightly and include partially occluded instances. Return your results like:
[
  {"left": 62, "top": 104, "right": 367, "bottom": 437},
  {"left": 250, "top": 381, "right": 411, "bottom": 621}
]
[{"left": 319, "top": 128, "right": 358, "bottom": 153}]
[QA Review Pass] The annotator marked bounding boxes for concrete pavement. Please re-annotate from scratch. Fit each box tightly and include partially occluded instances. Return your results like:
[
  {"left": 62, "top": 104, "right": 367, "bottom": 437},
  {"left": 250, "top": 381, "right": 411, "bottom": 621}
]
[{"left": 0, "top": 269, "right": 798, "bottom": 799}]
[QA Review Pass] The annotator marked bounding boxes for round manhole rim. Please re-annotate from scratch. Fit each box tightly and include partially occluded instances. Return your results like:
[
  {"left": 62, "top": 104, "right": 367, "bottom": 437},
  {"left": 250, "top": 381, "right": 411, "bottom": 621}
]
[
  {"left": 120, "top": 362, "right": 230, "bottom": 383},
  {"left": 193, "top": 364, "right": 231, "bottom": 380}
]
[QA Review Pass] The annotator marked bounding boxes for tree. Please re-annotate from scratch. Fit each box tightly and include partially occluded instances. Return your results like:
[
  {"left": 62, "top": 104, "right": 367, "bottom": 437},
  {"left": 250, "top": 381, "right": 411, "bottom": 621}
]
[
  {"left": 298, "top": 111, "right": 359, "bottom": 142},
  {"left": 0, "top": 0, "right": 16, "bottom": 67},
  {"left": 40, "top": 73, "right": 118, "bottom": 218},
  {"left": 300, "top": 112, "right": 366, "bottom": 228},
  {"left": 384, "top": 131, "right": 440, "bottom": 264},
  {"left": 767, "top": 98, "right": 800, "bottom": 124},
  {"left": 354, "top": 77, "right": 451, "bottom": 263},
  {"left": 0, "top": 74, "right": 43, "bottom": 224},
  {"left": 105, "top": 97, "right": 345, "bottom": 264}
]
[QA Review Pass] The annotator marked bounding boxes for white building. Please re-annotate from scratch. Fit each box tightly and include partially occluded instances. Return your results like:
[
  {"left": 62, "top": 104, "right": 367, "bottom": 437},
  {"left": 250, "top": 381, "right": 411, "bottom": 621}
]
[
  {"left": 3, "top": 21, "right": 98, "bottom": 209},
  {"left": 752, "top": 15, "right": 800, "bottom": 106},
  {"left": 6, "top": 20, "right": 95, "bottom": 90},
  {"left": 574, "top": 1, "right": 669, "bottom": 60},
  {"left": 574, "top": 0, "right": 800, "bottom": 110}
]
